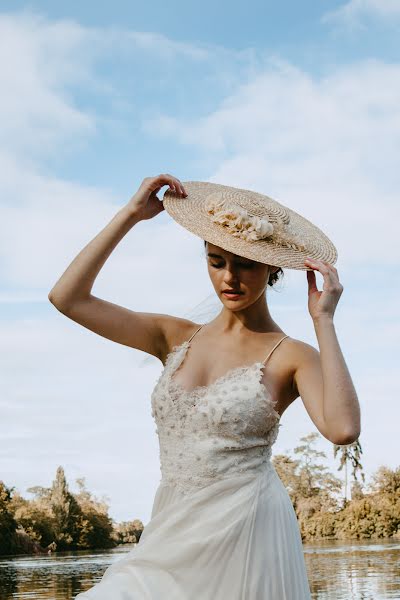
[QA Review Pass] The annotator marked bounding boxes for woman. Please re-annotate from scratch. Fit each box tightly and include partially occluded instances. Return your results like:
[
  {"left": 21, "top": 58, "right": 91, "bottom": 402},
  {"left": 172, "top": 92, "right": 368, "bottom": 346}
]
[{"left": 49, "top": 173, "right": 360, "bottom": 599}]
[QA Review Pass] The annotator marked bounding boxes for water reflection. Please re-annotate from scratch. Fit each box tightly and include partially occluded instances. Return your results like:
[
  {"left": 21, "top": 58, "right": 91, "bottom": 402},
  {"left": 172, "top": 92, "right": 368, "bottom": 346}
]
[
  {"left": 0, "top": 545, "right": 132, "bottom": 599},
  {"left": 0, "top": 539, "right": 399, "bottom": 599},
  {"left": 304, "top": 538, "right": 400, "bottom": 599}
]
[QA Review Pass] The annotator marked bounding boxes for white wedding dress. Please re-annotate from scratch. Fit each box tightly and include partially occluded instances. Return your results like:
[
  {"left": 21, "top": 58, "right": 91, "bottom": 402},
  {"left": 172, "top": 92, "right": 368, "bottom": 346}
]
[{"left": 76, "top": 325, "right": 312, "bottom": 599}]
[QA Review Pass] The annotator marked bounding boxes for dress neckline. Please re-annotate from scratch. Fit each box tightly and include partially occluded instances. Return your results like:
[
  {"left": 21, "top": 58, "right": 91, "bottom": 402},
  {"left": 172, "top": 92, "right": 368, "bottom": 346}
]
[{"left": 165, "top": 340, "right": 282, "bottom": 420}]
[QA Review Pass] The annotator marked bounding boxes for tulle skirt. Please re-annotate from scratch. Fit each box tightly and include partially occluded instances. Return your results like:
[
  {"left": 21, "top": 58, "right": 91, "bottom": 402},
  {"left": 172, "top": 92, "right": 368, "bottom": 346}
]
[{"left": 75, "top": 462, "right": 311, "bottom": 599}]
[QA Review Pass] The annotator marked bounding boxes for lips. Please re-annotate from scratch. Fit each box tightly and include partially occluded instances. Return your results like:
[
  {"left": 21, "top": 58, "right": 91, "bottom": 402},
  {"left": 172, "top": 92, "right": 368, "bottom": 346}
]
[{"left": 222, "top": 289, "right": 243, "bottom": 294}]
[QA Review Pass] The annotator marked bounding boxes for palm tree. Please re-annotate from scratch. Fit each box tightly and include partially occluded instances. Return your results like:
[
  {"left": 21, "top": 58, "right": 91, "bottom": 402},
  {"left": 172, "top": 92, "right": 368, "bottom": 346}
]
[{"left": 333, "top": 439, "right": 365, "bottom": 507}]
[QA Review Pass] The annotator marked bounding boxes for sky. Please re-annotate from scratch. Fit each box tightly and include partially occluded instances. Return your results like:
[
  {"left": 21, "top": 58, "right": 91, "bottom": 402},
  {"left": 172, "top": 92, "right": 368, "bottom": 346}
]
[{"left": 0, "top": 0, "right": 399, "bottom": 524}]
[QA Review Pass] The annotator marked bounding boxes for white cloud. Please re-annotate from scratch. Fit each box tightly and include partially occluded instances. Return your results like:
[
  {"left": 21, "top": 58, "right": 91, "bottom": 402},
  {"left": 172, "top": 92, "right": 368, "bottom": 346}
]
[
  {"left": 122, "top": 30, "right": 211, "bottom": 61},
  {"left": 0, "top": 12, "right": 99, "bottom": 161},
  {"left": 0, "top": 10, "right": 213, "bottom": 164},
  {"left": 0, "top": 10, "right": 398, "bottom": 523},
  {"left": 0, "top": 10, "right": 214, "bottom": 521},
  {"left": 322, "top": 0, "right": 400, "bottom": 29},
  {"left": 144, "top": 56, "right": 400, "bottom": 266}
]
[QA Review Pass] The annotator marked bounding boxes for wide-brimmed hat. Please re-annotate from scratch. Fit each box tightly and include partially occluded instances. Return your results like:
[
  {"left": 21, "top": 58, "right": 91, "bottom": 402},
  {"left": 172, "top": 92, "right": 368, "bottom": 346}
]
[{"left": 162, "top": 181, "right": 337, "bottom": 270}]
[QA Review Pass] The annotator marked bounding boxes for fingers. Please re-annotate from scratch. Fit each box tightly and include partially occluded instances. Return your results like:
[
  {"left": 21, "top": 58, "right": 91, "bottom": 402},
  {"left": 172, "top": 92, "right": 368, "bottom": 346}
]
[
  {"left": 304, "top": 258, "right": 335, "bottom": 278},
  {"left": 159, "top": 173, "right": 188, "bottom": 197},
  {"left": 143, "top": 174, "right": 188, "bottom": 197},
  {"left": 304, "top": 258, "right": 343, "bottom": 294},
  {"left": 306, "top": 269, "right": 318, "bottom": 294}
]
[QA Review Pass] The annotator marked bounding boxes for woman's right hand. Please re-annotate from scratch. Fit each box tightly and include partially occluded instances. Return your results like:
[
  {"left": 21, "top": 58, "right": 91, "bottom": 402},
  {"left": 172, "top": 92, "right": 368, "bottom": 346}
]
[{"left": 125, "top": 174, "right": 188, "bottom": 221}]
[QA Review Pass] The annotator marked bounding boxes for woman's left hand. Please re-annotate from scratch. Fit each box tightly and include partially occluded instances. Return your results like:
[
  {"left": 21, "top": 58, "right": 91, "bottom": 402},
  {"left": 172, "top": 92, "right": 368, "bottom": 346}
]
[{"left": 304, "top": 258, "right": 343, "bottom": 321}]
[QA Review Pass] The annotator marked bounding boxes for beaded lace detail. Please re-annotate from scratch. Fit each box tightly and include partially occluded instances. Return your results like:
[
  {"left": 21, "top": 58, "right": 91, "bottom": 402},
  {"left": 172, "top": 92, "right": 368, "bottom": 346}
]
[{"left": 151, "top": 338, "right": 283, "bottom": 496}]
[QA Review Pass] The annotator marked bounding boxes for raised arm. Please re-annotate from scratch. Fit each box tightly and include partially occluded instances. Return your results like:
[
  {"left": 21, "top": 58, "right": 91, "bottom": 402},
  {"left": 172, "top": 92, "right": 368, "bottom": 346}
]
[
  {"left": 292, "top": 258, "right": 361, "bottom": 446},
  {"left": 48, "top": 174, "right": 188, "bottom": 361}
]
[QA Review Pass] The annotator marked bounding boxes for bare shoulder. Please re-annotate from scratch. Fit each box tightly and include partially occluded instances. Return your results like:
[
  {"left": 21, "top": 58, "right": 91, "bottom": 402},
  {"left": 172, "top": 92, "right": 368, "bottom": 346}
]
[
  {"left": 158, "top": 316, "right": 203, "bottom": 365},
  {"left": 284, "top": 336, "right": 321, "bottom": 395},
  {"left": 286, "top": 336, "right": 320, "bottom": 362}
]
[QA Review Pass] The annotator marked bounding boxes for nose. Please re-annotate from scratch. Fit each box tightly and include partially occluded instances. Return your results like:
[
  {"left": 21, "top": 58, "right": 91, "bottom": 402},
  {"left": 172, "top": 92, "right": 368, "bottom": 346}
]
[{"left": 224, "top": 266, "right": 240, "bottom": 286}]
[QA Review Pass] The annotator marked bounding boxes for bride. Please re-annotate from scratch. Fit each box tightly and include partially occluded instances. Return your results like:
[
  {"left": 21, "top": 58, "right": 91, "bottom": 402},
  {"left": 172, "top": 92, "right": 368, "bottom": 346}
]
[{"left": 49, "top": 173, "right": 361, "bottom": 599}]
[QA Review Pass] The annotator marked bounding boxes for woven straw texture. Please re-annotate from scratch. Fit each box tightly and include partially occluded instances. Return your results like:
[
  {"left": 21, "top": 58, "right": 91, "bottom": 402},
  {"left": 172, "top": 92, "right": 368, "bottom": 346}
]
[{"left": 163, "top": 181, "right": 338, "bottom": 270}]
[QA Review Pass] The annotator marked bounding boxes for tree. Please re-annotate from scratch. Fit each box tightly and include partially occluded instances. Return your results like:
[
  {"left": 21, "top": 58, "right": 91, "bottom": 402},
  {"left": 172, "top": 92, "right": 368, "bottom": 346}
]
[
  {"left": 112, "top": 519, "right": 144, "bottom": 544},
  {"left": 26, "top": 486, "right": 52, "bottom": 501},
  {"left": 369, "top": 466, "right": 400, "bottom": 495},
  {"left": 333, "top": 439, "right": 365, "bottom": 507},
  {"left": 0, "top": 481, "right": 18, "bottom": 555},
  {"left": 49, "top": 466, "right": 82, "bottom": 549},
  {"left": 74, "top": 477, "right": 116, "bottom": 550},
  {"left": 293, "top": 432, "right": 342, "bottom": 501},
  {"left": 1, "top": 468, "right": 137, "bottom": 554},
  {"left": 272, "top": 453, "right": 304, "bottom": 511},
  {"left": 350, "top": 480, "right": 364, "bottom": 501}
]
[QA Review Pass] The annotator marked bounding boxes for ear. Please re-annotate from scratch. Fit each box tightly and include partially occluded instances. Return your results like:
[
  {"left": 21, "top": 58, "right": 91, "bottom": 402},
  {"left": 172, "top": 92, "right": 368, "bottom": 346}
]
[{"left": 270, "top": 266, "right": 280, "bottom": 275}]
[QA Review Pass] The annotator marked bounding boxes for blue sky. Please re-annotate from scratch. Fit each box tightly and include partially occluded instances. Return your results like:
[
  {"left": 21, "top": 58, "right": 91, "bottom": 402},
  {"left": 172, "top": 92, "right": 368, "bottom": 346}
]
[{"left": 0, "top": 1, "right": 399, "bottom": 523}]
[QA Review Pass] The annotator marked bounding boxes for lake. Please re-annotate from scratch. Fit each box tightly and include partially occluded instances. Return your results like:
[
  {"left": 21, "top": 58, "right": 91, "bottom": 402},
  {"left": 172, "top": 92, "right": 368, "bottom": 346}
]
[{"left": 0, "top": 538, "right": 399, "bottom": 599}]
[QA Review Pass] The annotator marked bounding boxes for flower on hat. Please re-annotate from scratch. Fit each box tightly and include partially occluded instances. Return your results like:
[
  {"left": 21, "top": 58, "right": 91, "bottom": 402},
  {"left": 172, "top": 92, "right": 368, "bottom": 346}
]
[{"left": 205, "top": 194, "right": 274, "bottom": 242}]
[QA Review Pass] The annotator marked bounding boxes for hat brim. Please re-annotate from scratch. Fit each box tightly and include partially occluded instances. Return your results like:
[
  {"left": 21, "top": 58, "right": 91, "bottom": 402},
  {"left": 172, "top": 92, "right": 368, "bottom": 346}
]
[{"left": 163, "top": 181, "right": 338, "bottom": 270}]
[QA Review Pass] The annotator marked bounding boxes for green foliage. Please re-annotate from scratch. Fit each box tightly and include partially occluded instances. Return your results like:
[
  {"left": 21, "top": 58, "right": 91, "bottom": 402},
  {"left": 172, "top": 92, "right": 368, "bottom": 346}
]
[
  {"left": 0, "top": 481, "right": 19, "bottom": 554},
  {"left": 332, "top": 491, "right": 400, "bottom": 540},
  {"left": 351, "top": 480, "right": 364, "bottom": 500},
  {"left": 0, "top": 467, "right": 131, "bottom": 556},
  {"left": 112, "top": 519, "right": 144, "bottom": 545},
  {"left": 370, "top": 465, "right": 400, "bottom": 495},
  {"left": 13, "top": 500, "right": 54, "bottom": 547},
  {"left": 73, "top": 477, "right": 116, "bottom": 550},
  {"left": 273, "top": 434, "right": 400, "bottom": 542}
]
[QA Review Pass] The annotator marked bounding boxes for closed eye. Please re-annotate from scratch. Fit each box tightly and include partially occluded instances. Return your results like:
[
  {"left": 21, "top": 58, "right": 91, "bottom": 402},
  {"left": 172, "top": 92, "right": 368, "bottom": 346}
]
[{"left": 210, "top": 262, "right": 254, "bottom": 269}]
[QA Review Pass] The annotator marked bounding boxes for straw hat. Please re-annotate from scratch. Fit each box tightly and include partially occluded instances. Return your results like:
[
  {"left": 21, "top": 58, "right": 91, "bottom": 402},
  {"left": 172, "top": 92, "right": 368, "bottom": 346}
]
[{"left": 162, "top": 181, "right": 337, "bottom": 270}]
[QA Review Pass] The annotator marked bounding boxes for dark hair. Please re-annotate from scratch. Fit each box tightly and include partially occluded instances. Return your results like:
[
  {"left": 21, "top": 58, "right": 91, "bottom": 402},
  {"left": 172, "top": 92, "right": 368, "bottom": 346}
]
[{"left": 203, "top": 240, "right": 283, "bottom": 287}]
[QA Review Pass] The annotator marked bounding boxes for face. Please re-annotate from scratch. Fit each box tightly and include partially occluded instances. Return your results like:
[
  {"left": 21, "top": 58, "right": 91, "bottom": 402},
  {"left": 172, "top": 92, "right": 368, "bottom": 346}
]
[{"left": 205, "top": 242, "right": 279, "bottom": 307}]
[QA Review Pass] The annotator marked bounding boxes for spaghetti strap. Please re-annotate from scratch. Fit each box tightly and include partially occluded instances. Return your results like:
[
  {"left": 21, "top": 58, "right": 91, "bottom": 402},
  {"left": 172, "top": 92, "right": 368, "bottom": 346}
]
[
  {"left": 187, "top": 324, "right": 204, "bottom": 343},
  {"left": 262, "top": 334, "right": 290, "bottom": 365}
]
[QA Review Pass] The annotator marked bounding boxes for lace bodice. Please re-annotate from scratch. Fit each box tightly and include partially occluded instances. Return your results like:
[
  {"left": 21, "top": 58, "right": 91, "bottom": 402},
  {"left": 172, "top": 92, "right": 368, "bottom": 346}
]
[{"left": 150, "top": 330, "right": 287, "bottom": 496}]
